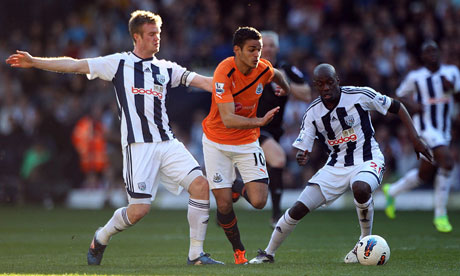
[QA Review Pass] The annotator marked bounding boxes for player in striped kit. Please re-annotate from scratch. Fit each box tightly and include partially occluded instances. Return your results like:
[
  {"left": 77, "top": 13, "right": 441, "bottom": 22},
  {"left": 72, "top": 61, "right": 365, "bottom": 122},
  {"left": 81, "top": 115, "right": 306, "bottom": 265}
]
[
  {"left": 383, "top": 41, "right": 460, "bottom": 233},
  {"left": 249, "top": 63, "right": 431, "bottom": 264},
  {"left": 6, "top": 10, "right": 223, "bottom": 265}
]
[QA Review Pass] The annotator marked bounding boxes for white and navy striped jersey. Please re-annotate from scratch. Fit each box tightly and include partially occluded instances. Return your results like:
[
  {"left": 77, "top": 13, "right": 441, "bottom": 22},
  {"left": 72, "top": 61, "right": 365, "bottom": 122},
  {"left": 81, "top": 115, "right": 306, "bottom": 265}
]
[
  {"left": 396, "top": 64, "right": 460, "bottom": 138},
  {"left": 86, "top": 52, "right": 197, "bottom": 147},
  {"left": 293, "top": 86, "right": 392, "bottom": 167}
]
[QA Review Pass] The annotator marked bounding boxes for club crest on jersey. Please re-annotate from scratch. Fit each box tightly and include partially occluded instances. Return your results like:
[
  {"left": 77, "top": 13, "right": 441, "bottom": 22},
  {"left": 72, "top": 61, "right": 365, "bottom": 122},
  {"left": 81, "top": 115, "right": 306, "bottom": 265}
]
[
  {"left": 213, "top": 173, "right": 223, "bottom": 183},
  {"left": 256, "top": 83, "right": 263, "bottom": 94},
  {"left": 156, "top": 74, "right": 166, "bottom": 85},
  {"left": 344, "top": 115, "right": 355, "bottom": 127}
]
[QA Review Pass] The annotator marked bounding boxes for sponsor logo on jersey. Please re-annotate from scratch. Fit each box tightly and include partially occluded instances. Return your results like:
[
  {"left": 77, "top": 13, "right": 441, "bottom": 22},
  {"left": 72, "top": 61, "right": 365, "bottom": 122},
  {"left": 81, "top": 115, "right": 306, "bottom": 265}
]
[
  {"left": 327, "top": 128, "right": 357, "bottom": 146},
  {"left": 234, "top": 102, "right": 256, "bottom": 113},
  {"left": 215, "top": 82, "right": 225, "bottom": 98},
  {"left": 256, "top": 83, "right": 263, "bottom": 94},
  {"left": 156, "top": 74, "right": 166, "bottom": 85},
  {"left": 137, "top": 182, "right": 146, "bottom": 191},
  {"left": 131, "top": 86, "right": 163, "bottom": 99},
  {"left": 344, "top": 115, "right": 355, "bottom": 127},
  {"left": 213, "top": 173, "right": 223, "bottom": 183}
]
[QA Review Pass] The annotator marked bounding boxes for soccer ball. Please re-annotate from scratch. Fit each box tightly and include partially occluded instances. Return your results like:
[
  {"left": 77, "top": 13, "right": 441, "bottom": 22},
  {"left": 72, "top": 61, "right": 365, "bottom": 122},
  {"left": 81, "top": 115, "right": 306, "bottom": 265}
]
[{"left": 356, "top": 235, "right": 390, "bottom": 265}]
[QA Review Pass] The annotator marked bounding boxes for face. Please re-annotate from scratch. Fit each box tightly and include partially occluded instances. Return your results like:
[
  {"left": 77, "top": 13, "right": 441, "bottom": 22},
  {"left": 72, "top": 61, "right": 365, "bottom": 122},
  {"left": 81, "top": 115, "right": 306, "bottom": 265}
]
[
  {"left": 313, "top": 74, "right": 340, "bottom": 103},
  {"left": 421, "top": 45, "right": 440, "bottom": 67},
  {"left": 261, "top": 36, "right": 278, "bottom": 63},
  {"left": 235, "top": 39, "right": 262, "bottom": 69},
  {"left": 135, "top": 23, "right": 161, "bottom": 55}
]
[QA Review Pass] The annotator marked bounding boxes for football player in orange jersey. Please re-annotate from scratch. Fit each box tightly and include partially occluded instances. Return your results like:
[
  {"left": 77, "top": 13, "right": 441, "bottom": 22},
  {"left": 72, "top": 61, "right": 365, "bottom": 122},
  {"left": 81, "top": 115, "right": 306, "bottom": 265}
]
[{"left": 201, "top": 27, "right": 290, "bottom": 264}]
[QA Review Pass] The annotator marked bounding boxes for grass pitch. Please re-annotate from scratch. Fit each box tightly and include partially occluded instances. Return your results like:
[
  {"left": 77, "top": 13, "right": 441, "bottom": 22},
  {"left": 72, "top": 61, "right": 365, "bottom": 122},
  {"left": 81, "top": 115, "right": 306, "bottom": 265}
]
[{"left": 0, "top": 206, "right": 459, "bottom": 276}]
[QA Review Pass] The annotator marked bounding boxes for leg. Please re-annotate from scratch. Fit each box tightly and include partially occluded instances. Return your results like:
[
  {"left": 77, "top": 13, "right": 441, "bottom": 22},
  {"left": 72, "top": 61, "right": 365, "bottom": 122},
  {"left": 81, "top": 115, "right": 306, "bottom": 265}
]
[
  {"left": 213, "top": 187, "right": 247, "bottom": 264},
  {"left": 432, "top": 146, "right": 454, "bottom": 232},
  {"left": 261, "top": 137, "right": 286, "bottom": 226},
  {"left": 351, "top": 181, "right": 373, "bottom": 240}
]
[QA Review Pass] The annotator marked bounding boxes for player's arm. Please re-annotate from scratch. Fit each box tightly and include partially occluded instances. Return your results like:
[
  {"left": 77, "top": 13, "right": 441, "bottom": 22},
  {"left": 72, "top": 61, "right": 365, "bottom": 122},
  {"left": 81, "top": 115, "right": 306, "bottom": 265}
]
[
  {"left": 6, "top": 50, "right": 89, "bottom": 74},
  {"left": 290, "top": 82, "right": 312, "bottom": 102},
  {"left": 389, "top": 99, "right": 432, "bottom": 162},
  {"left": 295, "top": 149, "right": 310, "bottom": 166},
  {"left": 218, "top": 102, "right": 280, "bottom": 129},
  {"left": 272, "top": 68, "right": 290, "bottom": 96},
  {"left": 189, "top": 74, "right": 213, "bottom": 92}
]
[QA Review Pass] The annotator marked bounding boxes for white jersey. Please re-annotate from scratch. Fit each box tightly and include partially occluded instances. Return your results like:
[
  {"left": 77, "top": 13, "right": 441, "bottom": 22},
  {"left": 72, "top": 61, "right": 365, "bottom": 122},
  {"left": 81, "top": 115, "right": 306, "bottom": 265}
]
[
  {"left": 396, "top": 64, "right": 460, "bottom": 138},
  {"left": 86, "top": 51, "right": 197, "bottom": 147},
  {"left": 293, "top": 86, "right": 392, "bottom": 167}
]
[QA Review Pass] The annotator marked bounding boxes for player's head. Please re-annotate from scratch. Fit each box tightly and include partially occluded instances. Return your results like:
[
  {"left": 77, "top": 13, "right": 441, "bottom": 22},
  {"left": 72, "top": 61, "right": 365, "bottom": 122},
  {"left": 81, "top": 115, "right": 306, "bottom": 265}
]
[
  {"left": 313, "top": 63, "right": 340, "bottom": 104},
  {"left": 421, "top": 40, "right": 440, "bottom": 69},
  {"left": 261, "top": 31, "right": 279, "bottom": 64},
  {"left": 233, "top": 27, "right": 263, "bottom": 69},
  {"left": 129, "top": 10, "right": 162, "bottom": 54}
]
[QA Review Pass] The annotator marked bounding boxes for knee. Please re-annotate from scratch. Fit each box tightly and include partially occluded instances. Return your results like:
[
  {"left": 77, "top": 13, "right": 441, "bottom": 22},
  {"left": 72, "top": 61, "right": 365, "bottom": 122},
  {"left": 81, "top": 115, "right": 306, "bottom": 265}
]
[
  {"left": 127, "top": 205, "right": 150, "bottom": 224},
  {"left": 251, "top": 196, "right": 267, "bottom": 209},
  {"left": 288, "top": 201, "right": 309, "bottom": 220},
  {"left": 188, "top": 176, "right": 209, "bottom": 199},
  {"left": 217, "top": 199, "right": 233, "bottom": 214},
  {"left": 352, "top": 181, "right": 371, "bottom": 204}
]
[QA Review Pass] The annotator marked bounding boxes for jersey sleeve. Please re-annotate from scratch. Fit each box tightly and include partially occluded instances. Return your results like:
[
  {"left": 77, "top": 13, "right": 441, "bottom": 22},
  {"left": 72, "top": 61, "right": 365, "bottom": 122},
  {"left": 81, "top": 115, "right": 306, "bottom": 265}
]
[
  {"left": 212, "top": 62, "right": 234, "bottom": 103},
  {"left": 292, "top": 112, "right": 316, "bottom": 152},
  {"left": 395, "top": 73, "right": 415, "bottom": 97},
  {"left": 86, "top": 53, "right": 122, "bottom": 81},
  {"left": 168, "top": 61, "right": 196, "bottom": 88},
  {"left": 360, "top": 87, "right": 392, "bottom": 115},
  {"left": 453, "top": 66, "right": 460, "bottom": 93},
  {"left": 263, "top": 59, "right": 275, "bottom": 84}
]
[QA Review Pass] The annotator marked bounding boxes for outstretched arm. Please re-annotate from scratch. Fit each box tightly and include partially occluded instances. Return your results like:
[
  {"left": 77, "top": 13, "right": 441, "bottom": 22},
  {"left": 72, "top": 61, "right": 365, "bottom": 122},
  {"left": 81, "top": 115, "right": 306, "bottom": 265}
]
[
  {"left": 391, "top": 99, "right": 433, "bottom": 162},
  {"left": 272, "top": 68, "right": 290, "bottom": 96},
  {"left": 6, "top": 50, "right": 89, "bottom": 74},
  {"left": 217, "top": 102, "right": 280, "bottom": 129},
  {"left": 290, "top": 82, "right": 311, "bottom": 102},
  {"left": 189, "top": 74, "right": 213, "bottom": 92}
]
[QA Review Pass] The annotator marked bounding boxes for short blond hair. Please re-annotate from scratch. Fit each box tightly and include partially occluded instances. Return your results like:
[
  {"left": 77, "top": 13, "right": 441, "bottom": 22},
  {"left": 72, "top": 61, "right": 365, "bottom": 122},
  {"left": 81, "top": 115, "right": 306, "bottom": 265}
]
[{"left": 128, "top": 10, "right": 162, "bottom": 44}]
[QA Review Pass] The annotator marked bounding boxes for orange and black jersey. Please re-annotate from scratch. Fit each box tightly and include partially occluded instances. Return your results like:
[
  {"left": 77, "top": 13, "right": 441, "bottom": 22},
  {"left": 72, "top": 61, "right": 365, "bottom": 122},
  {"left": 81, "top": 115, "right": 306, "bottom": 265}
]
[{"left": 202, "top": 57, "right": 275, "bottom": 145}]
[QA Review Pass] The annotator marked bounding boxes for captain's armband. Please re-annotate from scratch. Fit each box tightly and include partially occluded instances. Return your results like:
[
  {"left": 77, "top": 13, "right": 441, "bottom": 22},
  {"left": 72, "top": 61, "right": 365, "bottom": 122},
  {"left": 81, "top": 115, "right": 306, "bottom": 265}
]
[{"left": 388, "top": 99, "right": 401, "bottom": 114}]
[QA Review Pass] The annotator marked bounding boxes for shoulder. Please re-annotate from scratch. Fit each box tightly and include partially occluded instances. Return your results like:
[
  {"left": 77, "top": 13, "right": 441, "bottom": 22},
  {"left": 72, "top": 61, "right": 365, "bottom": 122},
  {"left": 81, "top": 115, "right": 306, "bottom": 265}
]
[
  {"left": 303, "top": 97, "right": 322, "bottom": 118},
  {"left": 341, "top": 86, "right": 378, "bottom": 99},
  {"left": 441, "top": 64, "right": 460, "bottom": 74},
  {"left": 215, "top": 57, "right": 236, "bottom": 77},
  {"left": 259, "top": 58, "right": 273, "bottom": 70},
  {"left": 154, "top": 58, "right": 183, "bottom": 69}
]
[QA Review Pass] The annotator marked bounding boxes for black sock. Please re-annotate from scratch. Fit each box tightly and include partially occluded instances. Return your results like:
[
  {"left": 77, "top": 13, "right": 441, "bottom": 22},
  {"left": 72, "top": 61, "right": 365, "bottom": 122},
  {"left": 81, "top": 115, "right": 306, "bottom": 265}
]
[
  {"left": 233, "top": 179, "right": 250, "bottom": 202},
  {"left": 269, "top": 167, "right": 283, "bottom": 219},
  {"left": 217, "top": 209, "right": 244, "bottom": 251}
]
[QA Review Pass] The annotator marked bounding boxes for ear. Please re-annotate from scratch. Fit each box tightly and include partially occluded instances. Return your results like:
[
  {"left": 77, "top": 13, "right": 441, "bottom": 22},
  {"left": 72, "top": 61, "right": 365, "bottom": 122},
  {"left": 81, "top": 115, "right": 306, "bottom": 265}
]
[
  {"left": 233, "top": 45, "right": 241, "bottom": 55},
  {"left": 133, "top": 33, "right": 141, "bottom": 44}
]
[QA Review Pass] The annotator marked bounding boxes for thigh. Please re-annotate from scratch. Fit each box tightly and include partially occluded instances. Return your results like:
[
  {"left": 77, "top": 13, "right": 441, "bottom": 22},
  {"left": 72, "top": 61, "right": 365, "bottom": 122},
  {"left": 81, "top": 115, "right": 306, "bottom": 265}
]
[
  {"left": 261, "top": 137, "right": 286, "bottom": 168},
  {"left": 160, "top": 139, "right": 202, "bottom": 195},
  {"left": 297, "top": 183, "right": 326, "bottom": 211},
  {"left": 123, "top": 143, "right": 160, "bottom": 204},
  {"left": 233, "top": 145, "right": 269, "bottom": 184},
  {"left": 308, "top": 165, "right": 352, "bottom": 204},
  {"left": 350, "top": 160, "right": 385, "bottom": 192},
  {"left": 245, "top": 181, "right": 269, "bottom": 201},
  {"left": 202, "top": 139, "right": 235, "bottom": 189}
]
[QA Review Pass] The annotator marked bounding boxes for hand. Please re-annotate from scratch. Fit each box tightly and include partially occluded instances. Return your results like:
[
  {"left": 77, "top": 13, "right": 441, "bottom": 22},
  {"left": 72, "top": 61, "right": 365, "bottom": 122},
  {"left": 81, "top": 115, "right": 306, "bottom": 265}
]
[
  {"left": 412, "top": 137, "right": 433, "bottom": 163},
  {"left": 260, "top": 106, "right": 280, "bottom": 126},
  {"left": 5, "top": 50, "right": 34, "bottom": 68},
  {"left": 441, "top": 76, "right": 454, "bottom": 94},
  {"left": 296, "top": 150, "right": 309, "bottom": 166},
  {"left": 274, "top": 85, "right": 289, "bottom": 96}
]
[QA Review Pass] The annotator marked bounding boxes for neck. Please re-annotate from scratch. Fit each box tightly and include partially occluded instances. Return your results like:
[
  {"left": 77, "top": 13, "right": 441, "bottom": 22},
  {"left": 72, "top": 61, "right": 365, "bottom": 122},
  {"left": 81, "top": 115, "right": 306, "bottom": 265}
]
[
  {"left": 133, "top": 48, "right": 154, "bottom": 59},
  {"left": 235, "top": 57, "right": 253, "bottom": 75},
  {"left": 426, "top": 63, "right": 440, "bottom": 73}
]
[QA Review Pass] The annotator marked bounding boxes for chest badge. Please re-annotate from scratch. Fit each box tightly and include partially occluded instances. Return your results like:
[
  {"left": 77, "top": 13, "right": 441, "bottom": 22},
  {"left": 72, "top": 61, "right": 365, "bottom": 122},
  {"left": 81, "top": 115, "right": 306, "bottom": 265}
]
[
  {"left": 344, "top": 115, "right": 355, "bottom": 127},
  {"left": 256, "top": 83, "right": 263, "bottom": 94},
  {"left": 156, "top": 74, "right": 166, "bottom": 85}
]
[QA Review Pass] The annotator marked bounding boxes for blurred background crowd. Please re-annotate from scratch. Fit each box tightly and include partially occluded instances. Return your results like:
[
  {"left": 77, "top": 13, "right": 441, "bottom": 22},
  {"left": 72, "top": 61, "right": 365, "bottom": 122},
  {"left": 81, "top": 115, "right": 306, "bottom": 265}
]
[{"left": 0, "top": 0, "right": 459, "bottom": 206}]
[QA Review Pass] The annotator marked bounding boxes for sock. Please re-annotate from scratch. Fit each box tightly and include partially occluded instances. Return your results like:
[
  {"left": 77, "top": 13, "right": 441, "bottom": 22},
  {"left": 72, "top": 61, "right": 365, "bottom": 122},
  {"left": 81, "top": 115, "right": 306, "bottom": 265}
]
[
  {"left": 434, "top": 168, "right": 452, "bottom": 217},
  {"left": 96, "top": 207, "right": 133, "bottom": 245},
  {"left": 269, "top": 167, "right": 283, "bottom": 219},
  {"left": 388, "top": 168, "right": 421, "bottom": 197},
  {"left": 265, "top": 209, "right": 299, "bottom": 256},
  {"left": 354, "top": 197, "right": 374, "bottom": 240},
  {"left": 233, "top": 179, "right": 250, "bottom": 202},
  {"left": 188, "top": 198, "right": 210, "bottom": 260},
  {"left": 217, "top": 209, "right": 244, "bottom": 252}
]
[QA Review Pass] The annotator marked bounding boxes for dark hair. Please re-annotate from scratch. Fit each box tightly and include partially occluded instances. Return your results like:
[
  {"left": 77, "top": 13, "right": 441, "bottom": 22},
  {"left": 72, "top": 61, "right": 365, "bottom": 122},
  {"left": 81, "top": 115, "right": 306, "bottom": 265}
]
[
  {"left": 232, "top": 26, "right": 262, "bottom": 48},
  {"left": 128, "top": 10, "right": 162, "bottom": 44}
]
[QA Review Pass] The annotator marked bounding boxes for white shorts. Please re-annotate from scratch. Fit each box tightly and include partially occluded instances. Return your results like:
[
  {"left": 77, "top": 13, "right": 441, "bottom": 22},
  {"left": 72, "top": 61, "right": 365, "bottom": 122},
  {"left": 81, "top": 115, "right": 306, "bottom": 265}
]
[
  {"left": 298, "top": 159, "right": 385, "bottom": 208},
  {"left": 122, "top": 139, "right": 202, "bottom": 204},
  {"left": 419, "top": 128, "right": 451, "bottom": 149},
  {"left": 202, "top": 134, "right": 268, "bottom": 189}
]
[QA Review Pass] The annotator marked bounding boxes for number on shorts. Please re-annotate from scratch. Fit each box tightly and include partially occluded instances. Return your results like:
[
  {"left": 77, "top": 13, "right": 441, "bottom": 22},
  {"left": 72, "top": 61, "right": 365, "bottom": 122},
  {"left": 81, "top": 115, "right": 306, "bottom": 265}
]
[
  {"left": 370, "top": 161, "right": 385, "bottom": 182},
  {"left": 253, "top": 152, "right": 266, "bottom": 166}
]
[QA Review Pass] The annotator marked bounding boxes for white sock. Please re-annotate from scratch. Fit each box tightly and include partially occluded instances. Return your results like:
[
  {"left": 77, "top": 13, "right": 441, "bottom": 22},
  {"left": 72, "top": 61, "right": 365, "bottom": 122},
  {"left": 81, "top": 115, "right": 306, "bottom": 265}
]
[
  {"left": 388, "top": 168, "right": 421, "bottom": 197},
  {"left": 354, "top": 197, "right": 374, "bottom": 240},
  {"left": 188, "top": 198, "right": 210, "bottom": 260},
  {"left": 434, "top": 168, "right": 452, "bottom": 218},
  {"left": 265, "top": 209, "right": 299, "bottom": 256},
  {"left": 96, "top": 207, "right": 132, "bottom": 245}
]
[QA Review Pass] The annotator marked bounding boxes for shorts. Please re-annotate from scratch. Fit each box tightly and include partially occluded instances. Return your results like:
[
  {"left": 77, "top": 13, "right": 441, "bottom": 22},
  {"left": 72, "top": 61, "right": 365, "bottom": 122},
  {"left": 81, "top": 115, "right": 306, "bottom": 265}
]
[
  {"left": 122, "top": 139, "right": 203, "bottom": 204},
  {"left": 419, "top": 128, "right": 451, "bottom": 149},
  {"left": 298, "top": 159, "right": 385, "bottom": 209},
  {"left": 202, "top": 134, "right": 268, "bottom": 189}
]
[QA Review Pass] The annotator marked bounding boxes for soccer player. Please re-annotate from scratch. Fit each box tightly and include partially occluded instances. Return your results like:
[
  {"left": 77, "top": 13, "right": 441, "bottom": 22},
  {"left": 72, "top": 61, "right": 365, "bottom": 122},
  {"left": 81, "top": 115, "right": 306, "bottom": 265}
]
[
  {"left": 6, "top": 10, "right": 223, "bottom": 266},
  {"left": 201, "top": 27, "right": 290, "bottom": 264},
  {"left": 383, "top": 40, "right": 460, "bottom": 233},
  {"left": 249, "top": 63, "right": 432, "bottom": 264},
  {"left": 258, "top": 31, "right": 311, "bottom": 228}
]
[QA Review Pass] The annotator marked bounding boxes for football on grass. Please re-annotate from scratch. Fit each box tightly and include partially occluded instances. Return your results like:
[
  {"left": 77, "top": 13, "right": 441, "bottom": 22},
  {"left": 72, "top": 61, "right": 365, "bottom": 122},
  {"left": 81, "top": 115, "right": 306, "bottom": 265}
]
[{"left": 356, "top": 235, "right": 390, "bottom": 265}]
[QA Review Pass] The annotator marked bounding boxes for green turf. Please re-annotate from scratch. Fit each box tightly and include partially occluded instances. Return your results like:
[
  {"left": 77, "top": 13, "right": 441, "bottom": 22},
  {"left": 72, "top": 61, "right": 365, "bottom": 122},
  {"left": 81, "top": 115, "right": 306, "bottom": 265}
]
[{"left": 0, "top": 206, "right": 459, "bottom": 276}]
